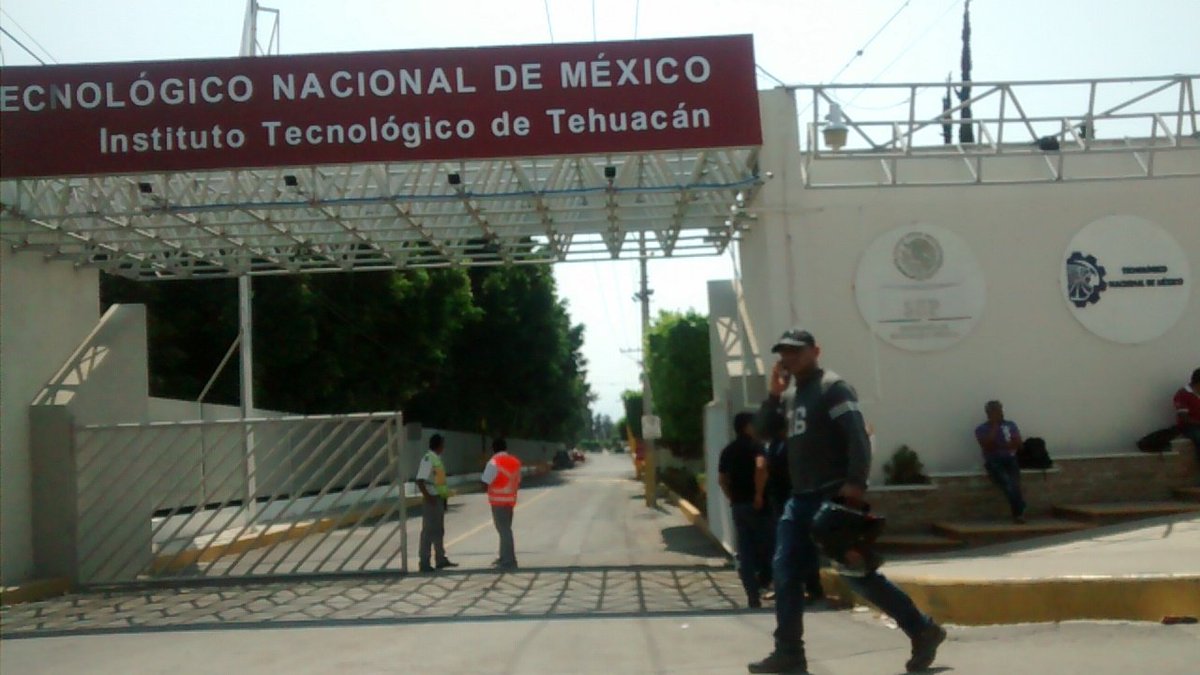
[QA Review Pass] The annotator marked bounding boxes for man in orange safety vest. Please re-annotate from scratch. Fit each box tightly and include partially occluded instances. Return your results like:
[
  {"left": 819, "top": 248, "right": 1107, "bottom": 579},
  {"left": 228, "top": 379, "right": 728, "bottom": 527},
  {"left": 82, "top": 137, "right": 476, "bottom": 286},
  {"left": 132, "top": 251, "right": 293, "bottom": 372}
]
[{"left": 482, "top": 438, "right": 522, "bottom": 570}]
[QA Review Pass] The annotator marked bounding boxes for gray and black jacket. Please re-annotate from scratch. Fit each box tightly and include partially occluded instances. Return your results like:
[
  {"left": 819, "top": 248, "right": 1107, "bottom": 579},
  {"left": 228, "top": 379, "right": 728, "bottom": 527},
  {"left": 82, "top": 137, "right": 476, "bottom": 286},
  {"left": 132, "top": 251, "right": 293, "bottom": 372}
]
[{"left": 756, "top": 368, "right": 872, "bottom": 496}]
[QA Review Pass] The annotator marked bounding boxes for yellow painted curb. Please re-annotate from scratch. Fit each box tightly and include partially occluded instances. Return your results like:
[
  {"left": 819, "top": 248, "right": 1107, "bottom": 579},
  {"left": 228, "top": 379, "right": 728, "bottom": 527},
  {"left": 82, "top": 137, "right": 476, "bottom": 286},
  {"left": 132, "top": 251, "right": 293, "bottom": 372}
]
[
  {"left": 149, "top": 471, "right": 537, "bottom": 574},
  {"left": 0, "top": 578, "right": 72, "bottom": 606},
  {"left": 820, "top": 569, "right": 1200, "bottom": 625},
  {"left": 665, "top": 488, "right": 728, "bottom": 554},
  {"left": 151, "top": 496, "right": 425, "bottom": 573}
]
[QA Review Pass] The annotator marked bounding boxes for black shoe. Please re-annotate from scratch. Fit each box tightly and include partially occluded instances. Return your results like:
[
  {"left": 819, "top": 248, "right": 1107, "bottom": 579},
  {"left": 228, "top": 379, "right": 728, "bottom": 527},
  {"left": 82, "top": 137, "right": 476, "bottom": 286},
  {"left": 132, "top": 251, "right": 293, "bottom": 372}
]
[
  {"left": 418, "top": 565, "right": 435, "bottom": 573},
  {"left": 748, "top": 597, "right": 763, "bottom": 609},
  {"left": 906, "top": 622, "right": 947, "bottom": 672},
  {"left": 748, "top": 651, "right": 807, "bottom": 674},
  {"left": 435, "top": 559, "right": 459, "bottom": 569}
]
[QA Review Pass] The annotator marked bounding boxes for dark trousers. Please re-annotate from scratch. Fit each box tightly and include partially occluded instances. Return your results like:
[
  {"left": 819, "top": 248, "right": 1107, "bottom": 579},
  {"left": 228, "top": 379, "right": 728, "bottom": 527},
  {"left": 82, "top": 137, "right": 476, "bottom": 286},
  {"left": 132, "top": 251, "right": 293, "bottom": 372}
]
[
  {"left": 491, "top": 505, "right": 517, "bottom": 566},
  {"left": 419, "top": 497, "right": 448, "bottom": 568},
  {"left": 1182, "top": 425, "right": 1200, "bottom": 483},
  {"left": 984, "top": 455, "right": 1026, "bottom": 517},
  {"left": 769, "top": 495, "right": 821, "bottom": 597},
  {"left": 731, "top": 503, "right": 773, "bottom": 600},
  {"left": 772, "top": 493, "right": 930, "bottom": 656}
]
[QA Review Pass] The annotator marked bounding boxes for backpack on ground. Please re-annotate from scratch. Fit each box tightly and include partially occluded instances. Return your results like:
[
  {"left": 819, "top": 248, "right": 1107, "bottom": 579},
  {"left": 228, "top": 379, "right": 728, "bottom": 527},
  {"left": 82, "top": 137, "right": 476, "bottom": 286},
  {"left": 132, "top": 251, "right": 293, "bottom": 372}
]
[
  {"left": 1136, "top": 427, "right": 1178, "bottom": 453},
  {"left": 1017, "top": 437, "right": 1053, "bottom": 469}
]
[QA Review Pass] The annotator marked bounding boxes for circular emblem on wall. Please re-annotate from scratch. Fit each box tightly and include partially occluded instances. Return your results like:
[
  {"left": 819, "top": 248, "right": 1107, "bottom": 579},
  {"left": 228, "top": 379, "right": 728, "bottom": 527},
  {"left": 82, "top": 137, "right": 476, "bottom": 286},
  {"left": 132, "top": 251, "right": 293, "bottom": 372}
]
[
  {"left": 1062, "top": 215, "right": 1190, "bottom": 344},
  {"left": 855, "top": 225, "right": 986, "bottom": 352},
  {"left": 893, "top": 232, "right": 945, "bottom": 281},
  {"left": 1065, "top": 252, "right": 1107, "bottom": 308}
]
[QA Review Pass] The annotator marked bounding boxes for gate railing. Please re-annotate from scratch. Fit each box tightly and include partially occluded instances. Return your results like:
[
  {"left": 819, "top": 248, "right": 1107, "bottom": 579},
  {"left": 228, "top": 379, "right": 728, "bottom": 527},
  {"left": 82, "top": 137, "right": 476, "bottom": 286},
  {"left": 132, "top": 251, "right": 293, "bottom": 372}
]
[{"left": 73, "top": 412, "right": 408, "bottom": 585}]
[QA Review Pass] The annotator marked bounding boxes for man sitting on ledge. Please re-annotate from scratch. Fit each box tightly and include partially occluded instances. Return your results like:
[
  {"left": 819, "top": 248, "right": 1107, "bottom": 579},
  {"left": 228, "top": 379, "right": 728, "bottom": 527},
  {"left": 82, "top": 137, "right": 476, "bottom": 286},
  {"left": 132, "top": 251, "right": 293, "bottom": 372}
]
[
  {"left": 975, "top": 400, "right": 1027, "bottom": 523},
  {"left": 1174, "top": 368, "right": 1200, "bottom": 484}
]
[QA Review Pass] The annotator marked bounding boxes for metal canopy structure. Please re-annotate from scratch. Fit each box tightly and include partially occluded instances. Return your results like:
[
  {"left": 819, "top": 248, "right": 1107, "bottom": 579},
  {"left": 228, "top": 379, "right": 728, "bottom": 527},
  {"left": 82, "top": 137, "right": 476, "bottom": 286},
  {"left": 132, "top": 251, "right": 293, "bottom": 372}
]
[
  {"left": 794, "top": 74, "right": 1199, "bottom": 188},
  {"left": 0, "top": 149, "right": 761, "bottom": 279}
]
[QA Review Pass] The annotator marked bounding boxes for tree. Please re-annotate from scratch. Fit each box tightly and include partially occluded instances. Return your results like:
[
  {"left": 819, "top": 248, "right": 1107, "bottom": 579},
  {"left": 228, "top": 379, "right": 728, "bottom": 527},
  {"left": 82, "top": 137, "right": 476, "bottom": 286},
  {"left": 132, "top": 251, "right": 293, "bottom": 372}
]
[
  {"left": 100, "top": 262, "right": 593, "bottom": 444},
  {"left": 405, "top": 264, "right": 593, "bottom": 443},
  {"left": 591, "top": 413, "right": 615, "bottom": 440},
  {"left": 645, "top": 310, "right": 711, "bottom": 458},
  {"left": 621, "top": 390, "right": 644, "bottom": 439}
]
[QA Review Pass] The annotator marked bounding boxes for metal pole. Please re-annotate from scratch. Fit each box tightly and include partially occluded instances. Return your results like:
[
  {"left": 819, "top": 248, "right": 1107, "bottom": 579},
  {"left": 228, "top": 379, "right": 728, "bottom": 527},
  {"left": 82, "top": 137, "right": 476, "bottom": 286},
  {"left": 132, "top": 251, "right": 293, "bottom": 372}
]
[
  {"left": 637, "top": 239, "right": 657, "bottom": 508},
  {"left": 238, "top": 1, "right": 259, "bottom": 518},
  {"left": 239, "top": 275, "right": 257, "bottom": 518}
]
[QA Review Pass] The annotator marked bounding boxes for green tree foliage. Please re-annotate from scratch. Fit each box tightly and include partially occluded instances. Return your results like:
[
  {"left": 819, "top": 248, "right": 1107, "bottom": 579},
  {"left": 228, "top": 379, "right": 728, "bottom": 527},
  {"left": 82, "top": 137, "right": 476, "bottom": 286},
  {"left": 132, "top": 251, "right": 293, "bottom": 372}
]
[
  {"left": 100, "top": 264, "right": 591, "bottom": 442},
  {"left": 620, "top": 390, "right": 644, "bottom": 438},
  {"left": 645, "top": 310, "right": 711, "bottom": 458}
]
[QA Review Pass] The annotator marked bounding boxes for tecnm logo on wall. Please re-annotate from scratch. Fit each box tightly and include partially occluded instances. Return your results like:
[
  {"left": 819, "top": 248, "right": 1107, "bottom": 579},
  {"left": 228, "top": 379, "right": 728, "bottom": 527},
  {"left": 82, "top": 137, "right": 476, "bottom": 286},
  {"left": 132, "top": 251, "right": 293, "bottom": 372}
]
[{"left": 1061, "top": 216, "right": 1191, "bottom": 344}]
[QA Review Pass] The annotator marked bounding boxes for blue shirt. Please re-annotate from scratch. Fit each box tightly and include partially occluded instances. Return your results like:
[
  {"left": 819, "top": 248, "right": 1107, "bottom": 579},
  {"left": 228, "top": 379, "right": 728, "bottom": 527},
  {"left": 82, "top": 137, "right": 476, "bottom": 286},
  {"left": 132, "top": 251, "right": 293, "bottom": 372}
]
[{"left": 975, "top": 420, "right": 1021, "bottom": 459}]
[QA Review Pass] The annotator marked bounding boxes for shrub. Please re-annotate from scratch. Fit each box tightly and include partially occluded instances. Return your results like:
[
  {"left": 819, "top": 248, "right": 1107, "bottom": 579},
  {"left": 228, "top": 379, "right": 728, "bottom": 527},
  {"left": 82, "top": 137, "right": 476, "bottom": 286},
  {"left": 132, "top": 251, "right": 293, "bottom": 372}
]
[{"left": 883, "top": 445, "right": 932, "bottom": 485}]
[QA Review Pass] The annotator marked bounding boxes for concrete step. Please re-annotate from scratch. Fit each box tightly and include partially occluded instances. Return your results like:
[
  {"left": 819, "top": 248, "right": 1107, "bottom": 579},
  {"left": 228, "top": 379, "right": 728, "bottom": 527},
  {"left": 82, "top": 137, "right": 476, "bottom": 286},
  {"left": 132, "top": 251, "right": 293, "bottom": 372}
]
[
  {"left": 876, "top": 533, "right": 965, "bottom": 554},
  {"left": 931, "top": 518, "right": 1093, "bottom": 544},
  {"left": 1173, "top": 487, "right": 1200, "bottom": 503},
  {"left": 1053, "top": 501, "right": 1200, "bottom": 524}
]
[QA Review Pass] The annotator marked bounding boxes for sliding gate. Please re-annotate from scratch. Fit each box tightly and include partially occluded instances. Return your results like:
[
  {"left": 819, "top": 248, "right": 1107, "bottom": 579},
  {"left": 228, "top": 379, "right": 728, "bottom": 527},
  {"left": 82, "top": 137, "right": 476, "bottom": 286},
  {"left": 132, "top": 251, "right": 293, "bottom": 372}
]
[{"left": 72, "top": 412, "right": 409, "bottom": 585}]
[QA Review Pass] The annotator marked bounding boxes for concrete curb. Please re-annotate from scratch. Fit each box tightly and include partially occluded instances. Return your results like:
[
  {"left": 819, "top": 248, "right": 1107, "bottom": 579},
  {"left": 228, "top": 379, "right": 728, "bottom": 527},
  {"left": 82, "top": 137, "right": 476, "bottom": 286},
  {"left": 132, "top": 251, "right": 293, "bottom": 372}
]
[
  {"left": 151, "top": 465, "right": 551, "bottom": 573},
  {"left": 820, "top": 569, "right": 1200, "bottom": 625},
  {"left": 0, "top": 578, "right": 72, "bottom": 607},
  {"left": 662, "top": 481, "right": 1200, "bottom": 626},
  {"left": 661, "top": 487, "right": 732, "bottom": 557}
]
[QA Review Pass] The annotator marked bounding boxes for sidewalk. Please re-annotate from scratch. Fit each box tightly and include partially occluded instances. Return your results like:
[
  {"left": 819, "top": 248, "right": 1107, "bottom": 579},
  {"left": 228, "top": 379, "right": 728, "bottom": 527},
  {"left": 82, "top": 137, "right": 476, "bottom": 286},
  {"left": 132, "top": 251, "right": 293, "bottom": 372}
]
[
  {"left": 840, "top": 513, "right": 1200, "bottom": 625},
  {"left": 3, "top": 609, "right": 1196, "bottom": 674}
]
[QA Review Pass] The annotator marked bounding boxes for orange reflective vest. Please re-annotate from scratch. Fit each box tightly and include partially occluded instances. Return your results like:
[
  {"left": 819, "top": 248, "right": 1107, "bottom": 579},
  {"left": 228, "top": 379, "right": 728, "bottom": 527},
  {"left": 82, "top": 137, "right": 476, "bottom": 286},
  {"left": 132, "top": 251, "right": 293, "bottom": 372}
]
[{"left": 486, "top": 452, "right": 522, "bottom": 507}]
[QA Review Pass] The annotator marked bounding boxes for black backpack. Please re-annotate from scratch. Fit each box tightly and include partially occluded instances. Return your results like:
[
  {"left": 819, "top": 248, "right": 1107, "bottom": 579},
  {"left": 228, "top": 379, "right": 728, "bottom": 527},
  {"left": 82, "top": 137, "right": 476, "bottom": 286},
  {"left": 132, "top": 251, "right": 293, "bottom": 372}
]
[
  {"left": 1017, "top": 437, "right": 1053, "bottom": 469},
  {"left": 1136, "top": 427, "right": 1178, "bottom": 453}
]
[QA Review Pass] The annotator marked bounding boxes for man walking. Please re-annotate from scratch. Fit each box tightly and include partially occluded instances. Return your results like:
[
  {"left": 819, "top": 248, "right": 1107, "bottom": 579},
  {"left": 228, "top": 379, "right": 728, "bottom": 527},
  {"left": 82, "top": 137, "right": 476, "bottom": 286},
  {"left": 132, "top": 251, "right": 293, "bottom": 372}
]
[
  {"left": 415, "top": 434, "right": 457, "bottom": 573},
  {"left": 974, "top": 401, "right": 1027, "bottom": 523},
  {"left": 718, "top": 412, "right": 772, "bottom": 608},
  {"left": 482, "top": 438, "right": 521, "bottom": 570},
  {"left": 764, "top": 417, "right": 823, "bottom": 604},
  {"left": 749, "top": 329, "right": 945, "bottom": 674}
]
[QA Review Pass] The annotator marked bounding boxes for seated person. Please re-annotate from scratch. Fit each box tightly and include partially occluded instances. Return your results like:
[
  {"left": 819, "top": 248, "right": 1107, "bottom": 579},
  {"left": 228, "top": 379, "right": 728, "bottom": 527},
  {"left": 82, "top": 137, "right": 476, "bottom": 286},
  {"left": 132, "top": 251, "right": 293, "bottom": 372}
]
[
  {"left": 1174, "top": 368, "right": 1200, "bottom": 483},
  {"left": 974, "top": 400, "right": 1027, "bottom": 523}
]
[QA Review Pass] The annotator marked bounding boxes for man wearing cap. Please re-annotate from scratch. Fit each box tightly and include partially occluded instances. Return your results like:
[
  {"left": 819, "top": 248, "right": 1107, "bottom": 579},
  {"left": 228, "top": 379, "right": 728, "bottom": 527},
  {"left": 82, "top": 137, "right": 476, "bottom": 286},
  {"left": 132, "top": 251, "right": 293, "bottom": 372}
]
[
  {"left": 748, "top": 329, "right": 945, "bottom": 674},
  {"left": 415, "top": 434, "right": 458, "bottom": 573}
]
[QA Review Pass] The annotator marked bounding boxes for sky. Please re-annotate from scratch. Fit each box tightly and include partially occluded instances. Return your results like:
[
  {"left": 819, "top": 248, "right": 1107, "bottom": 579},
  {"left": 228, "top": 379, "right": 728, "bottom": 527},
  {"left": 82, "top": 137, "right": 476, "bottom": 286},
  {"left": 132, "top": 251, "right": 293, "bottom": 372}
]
[{"left": 2, "top": 0, "right": 1196, "bottom": 418}]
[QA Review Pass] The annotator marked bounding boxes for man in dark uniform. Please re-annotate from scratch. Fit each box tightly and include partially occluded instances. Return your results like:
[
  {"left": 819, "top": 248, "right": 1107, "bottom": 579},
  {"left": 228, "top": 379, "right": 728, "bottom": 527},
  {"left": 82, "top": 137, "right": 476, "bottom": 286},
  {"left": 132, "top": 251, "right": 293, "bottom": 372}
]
[
  {"left": 748, "top": 329, "right": 946, "bottom": 674},
  {"left": 719, "top": 412, "right": 772, "bottom": 608},
  {"left": 764, "top": 416, "right": 823, "bottom": 604}
]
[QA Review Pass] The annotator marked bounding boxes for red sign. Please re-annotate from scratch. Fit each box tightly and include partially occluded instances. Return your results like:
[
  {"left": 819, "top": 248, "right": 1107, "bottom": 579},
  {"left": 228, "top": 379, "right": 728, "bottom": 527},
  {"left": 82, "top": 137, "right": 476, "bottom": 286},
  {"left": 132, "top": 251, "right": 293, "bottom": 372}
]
[{"left": 0, "top": 35, "right": 761, "bottom": 179}]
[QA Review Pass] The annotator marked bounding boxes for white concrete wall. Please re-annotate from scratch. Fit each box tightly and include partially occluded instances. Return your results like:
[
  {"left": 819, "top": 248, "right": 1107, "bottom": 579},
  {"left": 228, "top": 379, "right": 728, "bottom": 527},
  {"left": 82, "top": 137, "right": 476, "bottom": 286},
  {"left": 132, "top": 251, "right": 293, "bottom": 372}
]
[
  {"left": 735, "top": 89, "right": 1200, "bottom": 480},
  {"left": 0, "top": 248, "right": 101, "bottom": 584}
]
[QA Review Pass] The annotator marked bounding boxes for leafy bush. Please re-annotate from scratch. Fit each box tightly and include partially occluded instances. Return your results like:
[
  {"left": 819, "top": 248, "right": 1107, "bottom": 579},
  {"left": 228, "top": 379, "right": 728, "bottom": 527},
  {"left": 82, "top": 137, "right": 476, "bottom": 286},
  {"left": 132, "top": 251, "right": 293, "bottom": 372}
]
[{"left": 883, "top": 445, "right": 932, "bottom": 485}]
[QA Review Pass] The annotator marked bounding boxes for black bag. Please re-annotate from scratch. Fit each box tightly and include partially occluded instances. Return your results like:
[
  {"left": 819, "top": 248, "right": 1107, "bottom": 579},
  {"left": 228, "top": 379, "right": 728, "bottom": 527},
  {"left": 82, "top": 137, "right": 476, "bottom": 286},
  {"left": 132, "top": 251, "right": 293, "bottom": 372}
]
[
  {"left": 1017, "top": 437, "right": 1053, "bottom": 469},
  {"left": 1137, "top": 427, "right": 1178, "bottom": 453}
]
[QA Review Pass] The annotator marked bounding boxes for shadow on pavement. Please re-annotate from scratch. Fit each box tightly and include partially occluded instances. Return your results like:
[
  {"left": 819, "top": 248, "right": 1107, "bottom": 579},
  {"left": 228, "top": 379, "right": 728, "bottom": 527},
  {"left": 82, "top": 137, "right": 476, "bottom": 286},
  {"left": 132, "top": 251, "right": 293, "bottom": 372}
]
[{"left": 0, "top": 565, "right": 754, "bottom": 641}]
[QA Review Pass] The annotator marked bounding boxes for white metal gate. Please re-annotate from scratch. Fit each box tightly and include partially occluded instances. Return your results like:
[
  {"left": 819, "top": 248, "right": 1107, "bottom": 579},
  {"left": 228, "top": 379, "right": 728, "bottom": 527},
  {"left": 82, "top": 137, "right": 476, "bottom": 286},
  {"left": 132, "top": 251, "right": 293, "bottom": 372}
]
[{"left": 72, "top": 412, "right": 408, "bottom": 585}]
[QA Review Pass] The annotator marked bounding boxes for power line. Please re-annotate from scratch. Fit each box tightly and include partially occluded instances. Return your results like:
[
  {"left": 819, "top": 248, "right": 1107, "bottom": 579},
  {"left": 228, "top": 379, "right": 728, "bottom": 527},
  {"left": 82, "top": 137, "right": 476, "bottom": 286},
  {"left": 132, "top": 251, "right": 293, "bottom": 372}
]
[
  {"left": 756, "top": 63, "right": 787, "bottom": 88},
  {"left": 860, "top": 0, "right": 961, "bottom": 88},
  {"left": 543, "top": 0, "right": 555, "bottom": 43},
  {"left": 0, "top": 9, "right": 57, "bottom": 63},
  {"left": 840, "top": 0, "right": 961, "bottom": 110},
  {"left": 592, "top": 0, "right": 597, "bottom": 41},
  {"left": 797, "top": 0, "right": 956, "bottom": 120},
  {"left": 827, "top": 0, "right": 911, "bottom": 84},
  {"left": 0, "top": 25, "right": 45, "bottom": 65}
]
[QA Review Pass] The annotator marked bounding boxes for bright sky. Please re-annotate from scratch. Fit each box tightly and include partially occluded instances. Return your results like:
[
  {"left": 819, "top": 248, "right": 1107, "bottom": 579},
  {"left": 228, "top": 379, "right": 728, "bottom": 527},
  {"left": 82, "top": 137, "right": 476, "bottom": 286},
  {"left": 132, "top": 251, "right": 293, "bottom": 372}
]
[{"left": 2, "top": 0, "right": 1196, "bottom": 418}]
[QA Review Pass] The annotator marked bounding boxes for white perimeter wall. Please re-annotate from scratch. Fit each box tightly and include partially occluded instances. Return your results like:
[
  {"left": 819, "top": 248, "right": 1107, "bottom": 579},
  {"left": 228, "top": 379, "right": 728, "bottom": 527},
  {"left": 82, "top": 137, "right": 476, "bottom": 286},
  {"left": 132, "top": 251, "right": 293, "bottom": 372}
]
[
  {"left": 1, "top": 248, "right": 101, "bottom": 583},
  {"left": 736, "top": 90, "right": 1200, "bottom": 480}
]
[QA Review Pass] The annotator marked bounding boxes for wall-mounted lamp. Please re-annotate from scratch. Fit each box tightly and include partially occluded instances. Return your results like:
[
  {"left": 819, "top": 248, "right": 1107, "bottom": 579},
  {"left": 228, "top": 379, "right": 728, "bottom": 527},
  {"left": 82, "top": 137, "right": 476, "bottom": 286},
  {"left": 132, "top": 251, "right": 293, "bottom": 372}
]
[{"left": 822, "top": 103, "right": 849, "bottom": 151}]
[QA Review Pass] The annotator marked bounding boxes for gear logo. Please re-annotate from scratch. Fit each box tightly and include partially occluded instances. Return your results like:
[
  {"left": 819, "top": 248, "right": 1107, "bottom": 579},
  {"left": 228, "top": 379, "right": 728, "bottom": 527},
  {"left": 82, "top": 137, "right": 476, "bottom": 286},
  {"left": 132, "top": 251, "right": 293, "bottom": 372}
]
[{"left": 1066, "top": 251, "right": 1107, "bottom": 308}]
